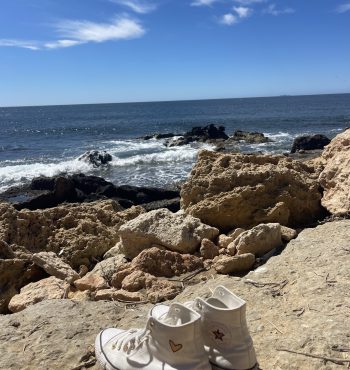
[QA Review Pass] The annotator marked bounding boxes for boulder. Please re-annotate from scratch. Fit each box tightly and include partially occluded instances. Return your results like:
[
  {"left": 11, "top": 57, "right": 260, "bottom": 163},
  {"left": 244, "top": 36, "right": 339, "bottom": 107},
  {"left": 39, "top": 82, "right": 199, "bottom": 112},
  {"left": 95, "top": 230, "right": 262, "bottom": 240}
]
[
  {"left": 214, "top": 253, "right": 255, "bottom": 274},
  {"left": 181, "top": 151, "right": 324, "bottom": 229},
  {"left": 0, "top": 200, "right": 143, "bottom": 269},
  {"left": 167, "top": 124, "right": 229, "bottom": 146},
  {"left": 319, "top": 129, "right": 350, "bottom": 215},
  {"left": 229, "top": 130, "right": 270, "bottom": 144},
  {"left": 200, "top": 239, "right": 220, "bottom": 259},
  {"left": 291, "top": 134, "right": 331, "bottom": 153},
  {"left": 118, "top": 208, "right": 219, "bottom": 259},
  {"left": 74, "top": 273, "right": 108, "bottom": 292},
  {"left": 217, "top": 234, "right": 235, "bottom": 249},
  {"left": 8, "top": 277, "right": 70, "bottom": 313},
  {"left": 227, "top": 228, "right": 245, "bottom": 239},
  {"left": 94, "top": 289, "right": 144, "bottom": 302},
  {"left": 229, "top": 223, "right": 282, "bottom": 257},
  {"left": 280, "top": 226, "right": 297, "bottom": 242},
  {"left": 78, "top": 150, "right": 113, "bottom": 167},
  {"left": 32, "top": 252, "right": 79, "bottom": 283}
]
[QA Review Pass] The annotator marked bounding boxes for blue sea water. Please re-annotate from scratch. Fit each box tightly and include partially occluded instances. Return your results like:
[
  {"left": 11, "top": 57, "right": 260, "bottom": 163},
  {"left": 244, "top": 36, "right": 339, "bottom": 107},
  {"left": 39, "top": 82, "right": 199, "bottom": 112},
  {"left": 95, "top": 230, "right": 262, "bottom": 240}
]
[{"left": 0, "top": 94, "right": 349, "bottom": 191}]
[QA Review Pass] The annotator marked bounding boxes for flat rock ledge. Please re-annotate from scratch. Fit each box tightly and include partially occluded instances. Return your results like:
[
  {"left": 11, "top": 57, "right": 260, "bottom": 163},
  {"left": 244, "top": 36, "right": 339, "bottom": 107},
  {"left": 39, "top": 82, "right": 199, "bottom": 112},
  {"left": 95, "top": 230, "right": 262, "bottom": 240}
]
[{"left": 0, "top": 220, "right": 349, "bottom": 370}]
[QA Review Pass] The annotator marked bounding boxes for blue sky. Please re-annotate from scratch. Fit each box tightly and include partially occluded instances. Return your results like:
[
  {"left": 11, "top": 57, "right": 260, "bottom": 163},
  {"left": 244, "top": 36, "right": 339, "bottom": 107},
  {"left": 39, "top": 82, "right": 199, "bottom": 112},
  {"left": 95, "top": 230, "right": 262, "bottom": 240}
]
[{"left": 0, "top": 0, "right": 349, "bottom": 106}]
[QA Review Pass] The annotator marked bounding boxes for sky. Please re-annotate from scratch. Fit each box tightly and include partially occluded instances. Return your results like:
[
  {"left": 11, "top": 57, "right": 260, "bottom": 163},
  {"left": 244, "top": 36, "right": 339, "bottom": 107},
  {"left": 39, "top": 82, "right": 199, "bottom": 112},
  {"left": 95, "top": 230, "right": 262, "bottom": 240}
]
[{"left": 0, "top": 0, "right": 349, "bottom": 107}]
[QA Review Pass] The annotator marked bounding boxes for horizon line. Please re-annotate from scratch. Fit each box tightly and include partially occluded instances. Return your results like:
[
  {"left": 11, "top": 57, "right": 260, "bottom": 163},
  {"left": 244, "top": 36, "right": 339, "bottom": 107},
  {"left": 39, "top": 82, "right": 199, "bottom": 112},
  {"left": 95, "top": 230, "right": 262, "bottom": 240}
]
[{"left": 1, "top": 91, "right": 350, "bottom": 109}]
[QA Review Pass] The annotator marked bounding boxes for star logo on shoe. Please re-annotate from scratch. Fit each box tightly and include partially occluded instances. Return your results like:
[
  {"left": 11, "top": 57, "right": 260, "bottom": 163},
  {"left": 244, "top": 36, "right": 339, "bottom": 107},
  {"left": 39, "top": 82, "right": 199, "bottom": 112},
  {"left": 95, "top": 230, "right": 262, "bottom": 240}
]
[
  {"left": 169, "top": 340, "right": 183, "bottom": 353},
  {"left": 213, "top": 329, "right": 225, "bottom": 341}
]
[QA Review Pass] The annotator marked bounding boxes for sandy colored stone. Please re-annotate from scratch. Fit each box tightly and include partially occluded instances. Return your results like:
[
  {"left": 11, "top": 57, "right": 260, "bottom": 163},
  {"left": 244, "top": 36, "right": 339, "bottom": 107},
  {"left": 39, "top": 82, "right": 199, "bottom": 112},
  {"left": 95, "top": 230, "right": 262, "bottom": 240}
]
[
  {"left": 0, "top": 201, "right": 144, "bottom": 269},
  {"left": 68, "top": 289, "right": 91, "bottom": 302},
  {"left": 94, "top": 289, "right": 144, "bottom": 302},
  {"left": 0, "top": 221, "right": 349, "bottom": 370},
  {"left": 118, "top": 208, "right": 219, "bottom": 259},
  {"left": 180, "top": 151, "right": 323, "bottom": 229},
  {"left": 200, "top": 238, "right": 220, "bottom": 259},
  {"left": 74, "top": 273, "right": 108, "bottom": 292},
  {"left": 214, "top": 253, "right": 255, "bottom": 274},
  {"left": 217, "top": 234, "right": 235, "bottom": 249},
  {"left": 319, "top": 128, "right": 350, "bottom": 215},
  {"left": 8, "top": 277, "right": 69, "bottom": 313},
  {"left": 103, "top": 242, "right": 123, "bottom": 259},
  {"left": 227, "top": 228, "right": 245, "bottom": 239},
  {"left": 33, "top": 251, "right": 79, "bottom": 283},
  {"left": 229, "top": 223, "right": 282, "bottom": 257},
  {"left": 281, "top": 225, "right": 297, "bottom": 242}
]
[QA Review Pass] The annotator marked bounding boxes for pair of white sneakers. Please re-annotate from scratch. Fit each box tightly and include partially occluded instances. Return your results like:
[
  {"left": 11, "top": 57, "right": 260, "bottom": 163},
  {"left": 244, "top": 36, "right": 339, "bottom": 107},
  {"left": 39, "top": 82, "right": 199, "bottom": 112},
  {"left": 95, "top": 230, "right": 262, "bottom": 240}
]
[{"left": 95, "top": 286, "right": 257, "bottom": 370}]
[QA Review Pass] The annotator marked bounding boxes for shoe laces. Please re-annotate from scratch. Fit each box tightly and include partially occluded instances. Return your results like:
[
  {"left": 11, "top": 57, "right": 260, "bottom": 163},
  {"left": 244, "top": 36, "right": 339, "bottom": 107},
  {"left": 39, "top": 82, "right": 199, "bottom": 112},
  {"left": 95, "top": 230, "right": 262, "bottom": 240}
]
[{"left": 111, "top": 322, "right": 152, "bottom": 356}]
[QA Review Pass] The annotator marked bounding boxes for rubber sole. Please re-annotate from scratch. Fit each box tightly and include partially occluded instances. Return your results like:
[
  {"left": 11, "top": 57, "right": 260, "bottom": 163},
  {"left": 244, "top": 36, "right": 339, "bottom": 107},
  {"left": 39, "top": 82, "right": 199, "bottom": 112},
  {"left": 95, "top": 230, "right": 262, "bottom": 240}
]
[{"left": 210, "top": 362, "right": 259, "bottom": 370}]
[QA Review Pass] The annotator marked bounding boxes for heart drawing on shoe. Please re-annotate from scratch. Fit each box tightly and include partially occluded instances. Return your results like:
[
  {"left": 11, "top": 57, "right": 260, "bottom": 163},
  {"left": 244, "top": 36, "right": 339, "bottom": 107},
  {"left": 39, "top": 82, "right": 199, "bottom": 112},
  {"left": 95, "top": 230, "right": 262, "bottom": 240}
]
[{"left": 169, "top": 340, "right": 183, "bottom": 353}]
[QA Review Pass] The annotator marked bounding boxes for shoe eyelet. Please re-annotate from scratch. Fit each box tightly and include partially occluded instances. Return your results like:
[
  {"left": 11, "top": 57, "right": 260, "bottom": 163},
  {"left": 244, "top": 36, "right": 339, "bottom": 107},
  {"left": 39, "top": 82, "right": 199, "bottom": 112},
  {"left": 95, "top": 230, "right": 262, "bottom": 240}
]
[
  {"left": 196, "top": 301, "right": 202, "bottom": 310},
  {"left": 175, "top": 308, "right": 180, "bottom": 313},
  {"left": 150, "top": 319, "right": 155, "bottom": 327}
]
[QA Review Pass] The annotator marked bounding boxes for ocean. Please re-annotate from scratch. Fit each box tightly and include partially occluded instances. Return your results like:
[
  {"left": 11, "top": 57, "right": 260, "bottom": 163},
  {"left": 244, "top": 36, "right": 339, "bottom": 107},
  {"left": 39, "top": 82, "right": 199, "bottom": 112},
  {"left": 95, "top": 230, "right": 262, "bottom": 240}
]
[{"left": 0, "top": 93, "right": 349, "bottom": 192}]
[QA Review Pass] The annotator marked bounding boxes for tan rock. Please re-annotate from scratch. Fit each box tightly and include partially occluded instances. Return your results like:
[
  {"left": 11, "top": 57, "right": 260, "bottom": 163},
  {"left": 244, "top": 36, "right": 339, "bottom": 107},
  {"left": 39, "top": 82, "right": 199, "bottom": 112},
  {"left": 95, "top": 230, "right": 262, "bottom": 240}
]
[
  {"left": 33, "top": 251, "right": 79, "bottom": 283},
  {"left": 214, "top": 253, "right": 255, "bottom": 274},
  {"left": 130, "top": 247, "right": 204, "bottom": 277},
  {"left": 74, "top": 273, "right": 108, "bottom": 291},
  {"left": 118, "top": 208, "right": 219, "bottom": 259},
  {"left": 103, "top": 242, "right": 123, "bottom": 259},
  {"left": 68, "top": 289, "right": 91, "bottom": 302},
  {"left": 319, "top": 129, "right": 350, "bottom": 215},
  {"left": 94, "top": 289, "right": 144, "bottom": 302},
  {"left": 0, "top": 201, "right": 144, "bottom": 269},
  {"left": 230, "top": 223, "right": 282, "bottom": 257},
  {"left": 217, "top": 234, "right": 235, "bottom": 249},
  {"left": 8, "top": 277, "right": 69, "bottom": 313},
  {"left": 180, "top": 151, "right": 323, "bottom": 229},
  {"left": 281, "top": 226, "right": 297, "bottom": 242},
  {"left": 200, "top": 238, "right": 220, "bottom": 259},
  {"left": 227, "top": 228, "right": 245, "bottom": 239}
]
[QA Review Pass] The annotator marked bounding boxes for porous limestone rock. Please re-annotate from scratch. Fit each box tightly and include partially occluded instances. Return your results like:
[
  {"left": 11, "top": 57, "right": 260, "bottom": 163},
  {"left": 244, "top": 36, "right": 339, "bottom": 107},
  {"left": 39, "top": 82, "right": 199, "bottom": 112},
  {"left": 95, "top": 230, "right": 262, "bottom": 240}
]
[
  {"left": 74, "top": 255, "right": 126, "bottom": 291},
  {"left": 229, "top": 223, "right": 282, "bottom": 257},
  {"left": 94, "top": 289, "right": 144, "bottom": 302},
  {"left": 0, "top": 240, "right": 14, "bottom": 259},
  {"left": 319, "top": 128, "right": 350, "bottom": 215},
  {"left": 200, "top": 238, "right": 220, "bottom": 259},
  {"left": 181, "top": 151, "right": 324, "bottom": 229},
  {"left": 103, "top": 242, "right": 123, "bottom": 259},
  {"left": 118, "top": 208, "right": 219, "bottom": 259},
  {"left": 33, "top": 251, "right": 79, "bottom": 283},
  {"left": 217, "top": 234, "right": 235, "bottom": 249},
  {"left": 227, "top": 228, "right": 245, "bottom": 239},
  {"left": 0, "top": 201, "right": 143, "bottom": 269},
  {"left": 8, "top": 277, "right": 69, "bottom": 313},
  {"left": 281, "top": 226, "right": 297, "bottom": 242},
  {"left": 214, "top": 253, "right": 255, "bottom": 274}
]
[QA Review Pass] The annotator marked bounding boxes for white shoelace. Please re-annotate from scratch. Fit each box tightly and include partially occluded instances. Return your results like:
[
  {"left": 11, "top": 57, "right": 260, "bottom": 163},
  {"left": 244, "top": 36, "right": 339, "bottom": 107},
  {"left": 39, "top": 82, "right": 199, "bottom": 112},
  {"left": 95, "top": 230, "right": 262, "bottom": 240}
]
[{"left": 112, "top": 325, "right": 151, "bottom": 356}]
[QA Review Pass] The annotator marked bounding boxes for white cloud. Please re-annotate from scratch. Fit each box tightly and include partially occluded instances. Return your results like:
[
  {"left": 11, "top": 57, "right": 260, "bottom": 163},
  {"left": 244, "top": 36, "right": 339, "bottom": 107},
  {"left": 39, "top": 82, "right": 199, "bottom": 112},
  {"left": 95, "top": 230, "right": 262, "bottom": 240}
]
[
  {"left": 234, "top": 0, "right": 265, "bottom": 4},
  {"left": 0, "top": 39, "right": 40, "bottom": 50},
  {"left": 0, "top": 16, "right": 145, "bottom": 50},
  {"left": 56, "top": 17, "right": 145, "bottom": 42},
  {"left": 191, "top": 0, "right": 218, "bottom": 6},
  {"left": 110, "top": 0, "right": 157, "bottom": 14},
  {"left": 264, "top": 4, "right": 295, "bottom": 16},
  {"left": 336, "top": 3, "right": 350, "bottom": 13},
  {"left": 220, "top": 13, "right": 239, "bottom": 25},
  {"left": 233, "top": 6, "right": 252, "bottom": 18}
]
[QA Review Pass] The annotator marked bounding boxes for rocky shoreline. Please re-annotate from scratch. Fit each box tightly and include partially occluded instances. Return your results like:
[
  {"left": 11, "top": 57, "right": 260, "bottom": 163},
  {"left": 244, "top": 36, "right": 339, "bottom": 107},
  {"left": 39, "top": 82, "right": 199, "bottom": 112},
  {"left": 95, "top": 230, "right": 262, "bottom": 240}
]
[{"left": 0, "top": 128, "right": 349, "bottom": 369}]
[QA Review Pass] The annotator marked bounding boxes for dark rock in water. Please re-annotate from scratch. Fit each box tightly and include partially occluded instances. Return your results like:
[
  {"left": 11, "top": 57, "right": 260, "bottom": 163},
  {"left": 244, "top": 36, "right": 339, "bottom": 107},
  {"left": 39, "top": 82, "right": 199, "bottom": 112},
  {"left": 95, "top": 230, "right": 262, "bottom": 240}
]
[
  {"left": 167, "top": 124, "right": 229, "bottom": 147},
  {"left": 229, "top": 130, "right": 270, "bottom": 144},
  {"left": 7, "top": 173, "right": 180, "bottom": 212},
  {"left": 141, "top": 198, "right": 180, "bottom": 213},
  {"left": 291, "top": 134, "right": 331, "bottom": 153},
  {"left": 142, "top": 133, "right": 175, "bottom": 140},
  {"left": 78, "top": 150, "right": 112, "bottom": 167}
]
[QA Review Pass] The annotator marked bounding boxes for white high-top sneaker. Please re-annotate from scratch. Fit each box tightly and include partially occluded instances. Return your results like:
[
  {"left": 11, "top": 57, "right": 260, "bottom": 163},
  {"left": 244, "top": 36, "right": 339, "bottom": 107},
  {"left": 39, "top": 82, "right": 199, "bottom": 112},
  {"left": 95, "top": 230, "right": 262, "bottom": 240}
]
[
  {"left": 95, "top": 303, "right": 212, "bottom": 370},
  {"left": 192, "top": 286, "right": 257, "bottom": 370}
]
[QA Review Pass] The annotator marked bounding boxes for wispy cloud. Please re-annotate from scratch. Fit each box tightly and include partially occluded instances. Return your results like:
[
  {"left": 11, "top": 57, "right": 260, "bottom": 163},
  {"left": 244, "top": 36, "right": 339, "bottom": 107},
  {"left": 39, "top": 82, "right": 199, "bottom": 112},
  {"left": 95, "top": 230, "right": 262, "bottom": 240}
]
[
  {"left": 0, "top": 16, "right": 145, "bottom": 50},
  {"left": 336, "top": 3, "right": 350, "bottom": 13},
  {"left": 220, "top": 13, "right": 239, "bottom": 25},
  {"left": 110, "top": 0, "right": 157, "bottom": 14},
  {"left": 0, "top": 39, "right": 40, "bottom": 50},
  {"left": 191, "top": 0, "right": 218, "bottom": 7},
  {"left": 233, "top": 6, "right": 252, "bottom": 18},
  {"left": 263, "top": 4, "right": 295, "bottom": 16},
  {"left": 234, "top": 0, "right": 265, "bottom": 4}
]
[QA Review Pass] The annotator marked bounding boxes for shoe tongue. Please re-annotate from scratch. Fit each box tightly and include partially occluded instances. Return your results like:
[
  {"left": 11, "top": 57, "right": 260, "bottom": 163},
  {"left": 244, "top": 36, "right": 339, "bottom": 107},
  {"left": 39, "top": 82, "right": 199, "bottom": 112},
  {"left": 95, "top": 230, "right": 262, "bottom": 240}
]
[{"left": 151, "top": 303, "right": 195, "bottom": 326}]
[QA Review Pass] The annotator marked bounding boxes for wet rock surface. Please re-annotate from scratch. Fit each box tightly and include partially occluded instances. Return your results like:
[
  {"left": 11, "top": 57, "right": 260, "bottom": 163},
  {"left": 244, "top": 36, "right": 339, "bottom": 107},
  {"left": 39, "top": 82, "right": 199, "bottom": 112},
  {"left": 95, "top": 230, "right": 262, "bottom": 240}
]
[{"left": 291, "top": 134, "right": 331, "bottom": 153}]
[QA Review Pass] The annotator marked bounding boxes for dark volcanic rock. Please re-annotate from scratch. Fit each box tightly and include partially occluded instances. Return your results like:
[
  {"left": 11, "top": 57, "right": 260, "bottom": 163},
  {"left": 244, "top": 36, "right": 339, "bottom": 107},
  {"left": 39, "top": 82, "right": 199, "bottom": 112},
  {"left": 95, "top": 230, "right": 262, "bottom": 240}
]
[
  {"left": 142, "top": 133, "right": 175, "bottom": 140},
  {"left": 6, "top": 174, "right": 180, "bottom": 212},
  {"left": 229, "top": 130, "right": 270, "bottom": 144},
  {"left": 291, "top": 134, "right": 331, "bottom": 153},
  {"left": 167, "top": 124, "right": 229, "bottom": 147},
  {"left": 78, "top": 150, "right": 112, "bottom": 167}
]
